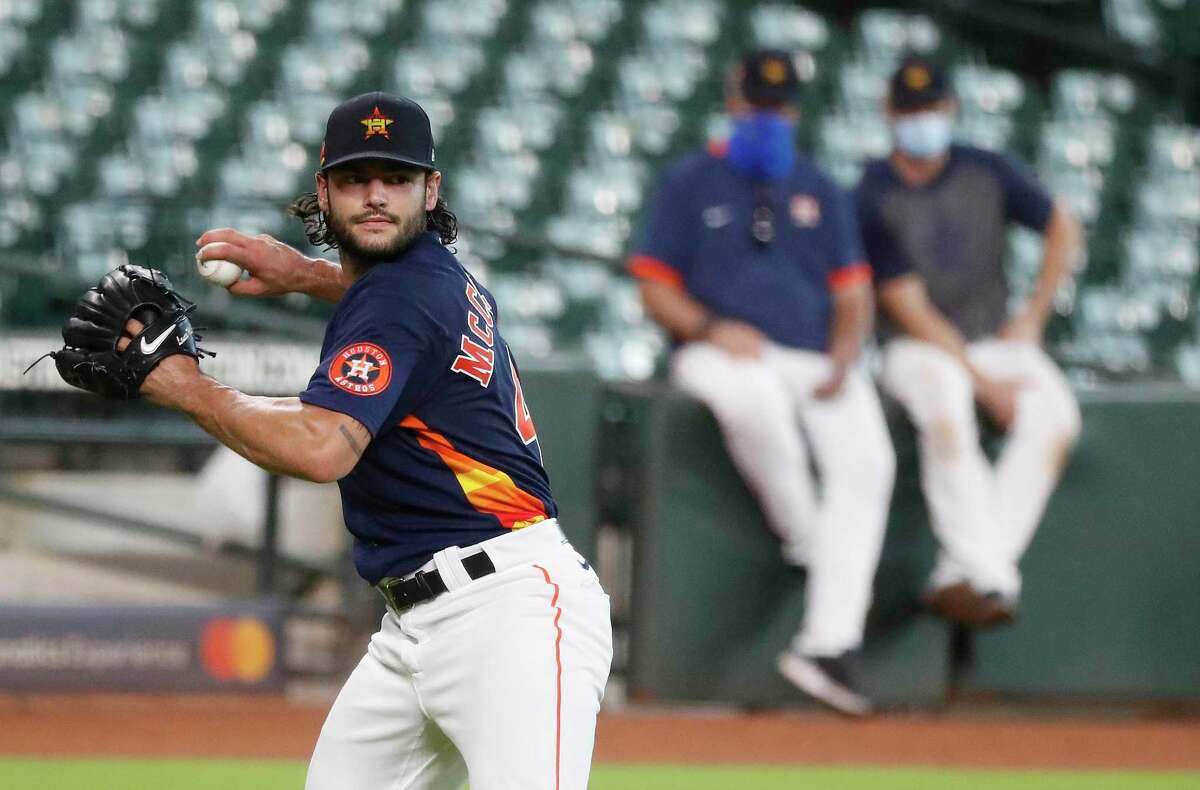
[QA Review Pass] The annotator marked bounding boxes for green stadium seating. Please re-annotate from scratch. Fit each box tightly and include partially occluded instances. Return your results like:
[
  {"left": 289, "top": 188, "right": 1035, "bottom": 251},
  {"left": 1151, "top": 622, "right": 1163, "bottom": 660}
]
[{"left": 2, "top": 1, "right": 1199, "bottom": 384}]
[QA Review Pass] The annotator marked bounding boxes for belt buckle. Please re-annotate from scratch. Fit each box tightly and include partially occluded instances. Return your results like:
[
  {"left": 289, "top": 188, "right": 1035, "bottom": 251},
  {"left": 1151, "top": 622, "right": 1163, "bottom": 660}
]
[
  {"left": 377, "top": 577, "right": 410, "bottom": 613},
  {"left": 378, "top": 570, "right": 436, "bottom": 614},
  {"left": 376, "top": 579, "right": 401, "bottom": 613}
]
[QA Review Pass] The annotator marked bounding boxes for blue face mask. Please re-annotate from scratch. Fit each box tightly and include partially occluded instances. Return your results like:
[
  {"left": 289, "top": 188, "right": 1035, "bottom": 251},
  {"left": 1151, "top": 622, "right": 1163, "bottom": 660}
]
[
  {"left": 892, "top": 111, "right": 953, "bottom": 159},
  {"left": 727, "top": 111, "right": 796, "bottom": 181}
]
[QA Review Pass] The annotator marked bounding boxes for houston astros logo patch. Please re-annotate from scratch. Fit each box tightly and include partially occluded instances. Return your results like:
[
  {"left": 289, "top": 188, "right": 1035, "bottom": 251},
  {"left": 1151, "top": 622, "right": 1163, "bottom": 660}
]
[
  {"left": 790, "top": 194, "right": 821, "bottom": 227},
  {"left": 361, "top": 106, "right": 394, "bottom": 139},
  {"left": 329, "top": 342, "right": 392, "bottom": 396}
]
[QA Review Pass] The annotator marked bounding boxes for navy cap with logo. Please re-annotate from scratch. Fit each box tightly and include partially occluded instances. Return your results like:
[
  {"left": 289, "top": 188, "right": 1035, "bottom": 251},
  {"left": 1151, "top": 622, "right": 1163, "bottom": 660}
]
[
  {"left": 889, "top": 55, "right": 951, "bottom": 111},
  {"left": 318, "top": 91, "right": 436, "bottom": 173},
  {"left": 739, "top": 49, "right": 800, "bottom": 108}
]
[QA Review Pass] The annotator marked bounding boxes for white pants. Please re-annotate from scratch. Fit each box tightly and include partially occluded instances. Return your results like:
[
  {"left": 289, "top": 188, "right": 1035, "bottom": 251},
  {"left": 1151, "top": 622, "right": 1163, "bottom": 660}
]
[
  {"left": 305, "top": 520, "right": 613, "bottom": 790},
  {"left": 671, "top": 342, "right": 896, "bottom": 657},
  {"left": 881, "top": 338, "right": 1082, "bottom": 599}
]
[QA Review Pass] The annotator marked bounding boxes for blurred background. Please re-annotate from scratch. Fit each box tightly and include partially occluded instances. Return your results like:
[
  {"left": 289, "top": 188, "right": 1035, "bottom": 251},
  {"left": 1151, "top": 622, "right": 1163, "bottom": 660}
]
[
  {"left": 0, "top": 0, "right": 1198, "bottom": 786},
  {"left": 3, "top": 0, "right": 1200, "bottom": 382}
]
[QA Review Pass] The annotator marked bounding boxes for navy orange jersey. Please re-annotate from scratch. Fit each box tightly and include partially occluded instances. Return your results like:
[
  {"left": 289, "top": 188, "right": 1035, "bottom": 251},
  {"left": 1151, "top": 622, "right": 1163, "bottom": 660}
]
[
  {"left": 299, "top": 231, "right": 557, "bottom": 583},
  {"left": 629, "top": 143, "right": 870, "bottom": 353}
]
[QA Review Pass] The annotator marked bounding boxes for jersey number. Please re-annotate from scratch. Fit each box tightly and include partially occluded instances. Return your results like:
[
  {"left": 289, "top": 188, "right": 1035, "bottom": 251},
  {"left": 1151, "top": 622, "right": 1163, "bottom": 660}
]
[{"left": 510, "top": 358, "right": 538, "bottom": 446}]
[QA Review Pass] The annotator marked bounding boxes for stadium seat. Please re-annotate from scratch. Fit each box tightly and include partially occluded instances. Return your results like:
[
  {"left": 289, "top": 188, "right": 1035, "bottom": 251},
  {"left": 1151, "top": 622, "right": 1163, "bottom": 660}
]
[
  {"left": 749, "top": 3, "right": 830, "bottom": 52},
  {"left": 855, "top": 9, "right": 941, "bottom": 67},
  {"left": 954, "top": 62, "right": 1026, "bottom": 152},
  {"left": 1135, "top": 172, "right": 1200, "bottom": 227},
  {"left": 1103, "top": 0, "right": 1162, "bottom": 49},
  {"left": 308, "top": 0, "right": 405, "bottom": 37},
  {"left": 1146, "top": 123, "right": 1200, "bottom": 174},
  {"left": 1123, "top": 228, "right": 1199, "bottom": 285},
  {"left": 1053, "top": 70, "right": 1139, "bottom": 120},
  {"left": 529, "top": 0, "right": 622, "bottom": 44},
  {"left": 641, "top": 0, "right": 722, "bottom": 48},
  {"left": 280, "top": 35, "right": 374, "bottom": 95},
  {"left": 0, "top": 194, "right": 43, "bottom": 251}
]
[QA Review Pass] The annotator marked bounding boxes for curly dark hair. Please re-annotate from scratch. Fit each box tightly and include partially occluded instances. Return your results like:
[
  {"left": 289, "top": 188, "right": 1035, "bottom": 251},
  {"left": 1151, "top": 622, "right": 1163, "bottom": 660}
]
[
  {"left": 287, "top": 180, "right": 458, "bottom": 251},
  {"left": 426, "top": 195, "right": 459, "bottom": 247}
]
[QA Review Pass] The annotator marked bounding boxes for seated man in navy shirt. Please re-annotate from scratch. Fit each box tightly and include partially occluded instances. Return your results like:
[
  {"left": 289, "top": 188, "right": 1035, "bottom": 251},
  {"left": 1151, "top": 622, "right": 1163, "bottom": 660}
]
[
  {"left": 629, "top": 51, "right": 896, "bottom": 716},
  {"left": 856, "top": 56, "right": 1083, "bottom": 627}
]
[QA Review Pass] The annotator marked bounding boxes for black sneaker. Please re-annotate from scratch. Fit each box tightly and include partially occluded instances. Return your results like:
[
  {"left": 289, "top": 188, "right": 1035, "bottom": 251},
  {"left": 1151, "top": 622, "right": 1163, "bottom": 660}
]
[{"left": 776, "top": 649, "right": 874, "bottom": 717}]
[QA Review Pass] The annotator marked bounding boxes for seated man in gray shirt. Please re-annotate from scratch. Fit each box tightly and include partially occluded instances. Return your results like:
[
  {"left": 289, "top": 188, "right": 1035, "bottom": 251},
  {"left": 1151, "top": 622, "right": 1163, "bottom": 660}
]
[{"left": 855, "top": 56, "right": 1083, "bottom": 626}]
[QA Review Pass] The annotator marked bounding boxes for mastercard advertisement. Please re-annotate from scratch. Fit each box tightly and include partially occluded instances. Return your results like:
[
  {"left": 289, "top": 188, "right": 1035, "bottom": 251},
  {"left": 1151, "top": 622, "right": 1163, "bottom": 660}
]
[
  {"left": 0, "top": 604, "right": 285, "bottom": 691},
  {"left": 199, "top": 617, "right": 278, "bottom": 684}
]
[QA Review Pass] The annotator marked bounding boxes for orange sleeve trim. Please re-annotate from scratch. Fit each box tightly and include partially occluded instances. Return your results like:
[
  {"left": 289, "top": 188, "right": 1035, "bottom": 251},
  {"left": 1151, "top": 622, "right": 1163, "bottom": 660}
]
[
  {"left": 828, "top": 261, "right": 873, "bottom": 290},
  {"left": 628, "top": 254, "right": 684, "bottom": 289}
]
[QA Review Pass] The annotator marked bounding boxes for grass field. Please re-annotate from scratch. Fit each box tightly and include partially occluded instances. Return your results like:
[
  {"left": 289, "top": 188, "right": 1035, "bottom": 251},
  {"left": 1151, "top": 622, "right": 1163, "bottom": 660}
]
[{"left": 2, "top": 759, "right": 1199, "bottom": 789}]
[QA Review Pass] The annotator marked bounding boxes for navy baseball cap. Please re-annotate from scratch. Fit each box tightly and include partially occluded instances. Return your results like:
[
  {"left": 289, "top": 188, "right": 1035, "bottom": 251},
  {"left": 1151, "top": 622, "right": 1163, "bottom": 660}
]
[
  {"left": 889, "top": 55, "right": 951, "bottom": 111},
  {"left": 739, "top": 49, "right": 800, "bottom": 108},
  {"left": 318, "top": 91, "right": 436, "bottom": 173}
]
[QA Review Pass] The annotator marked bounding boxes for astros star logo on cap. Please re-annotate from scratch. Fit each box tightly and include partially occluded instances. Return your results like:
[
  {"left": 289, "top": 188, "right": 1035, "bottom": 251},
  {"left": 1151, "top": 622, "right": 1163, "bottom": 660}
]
[
  {"left": 761, "top": 58, "right": 788, "bottom": 85},
  {"left": 904, "top": 65, "right": 931, "bottom": 90},
  {"left": 360, "top": 106, "right": 394, "bottom": 140}
]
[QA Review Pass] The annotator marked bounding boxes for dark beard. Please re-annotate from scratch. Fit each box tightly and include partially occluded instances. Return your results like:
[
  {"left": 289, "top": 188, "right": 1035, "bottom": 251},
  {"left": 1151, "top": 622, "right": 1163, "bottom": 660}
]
[{"left": 327, "top": 205, "right": 427, "bottom": 267}]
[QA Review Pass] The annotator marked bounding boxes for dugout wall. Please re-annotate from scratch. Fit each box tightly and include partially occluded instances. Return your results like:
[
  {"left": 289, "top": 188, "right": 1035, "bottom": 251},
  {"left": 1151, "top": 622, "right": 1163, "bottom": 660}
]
[{"left": 597, "top": 382, "right": 1200, "bottom": 706}]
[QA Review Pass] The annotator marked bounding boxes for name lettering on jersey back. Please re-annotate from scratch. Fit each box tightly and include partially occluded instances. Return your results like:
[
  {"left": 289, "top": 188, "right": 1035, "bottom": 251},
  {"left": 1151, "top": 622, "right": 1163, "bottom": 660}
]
[
  {"left": 467, "top": 312, "right": 493, "bottom": 346},
  {"left": 510, "top": 357, "right": 538, "bottom": 446},
  {"left": 450, "top": 281, "right": 496, "bottom": 387}
]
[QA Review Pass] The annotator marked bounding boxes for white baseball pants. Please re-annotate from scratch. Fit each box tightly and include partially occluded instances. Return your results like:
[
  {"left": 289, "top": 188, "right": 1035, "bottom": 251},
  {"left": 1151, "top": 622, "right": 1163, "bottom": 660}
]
[
  {"left": 881, "top": 338, "right": 1081, "bottom": 599},
  {"left": 305, "top": 520, "right": 612, "bottom": 790},
  {"left": 671, "top": 342, "right": 896, "bottom": 657}
]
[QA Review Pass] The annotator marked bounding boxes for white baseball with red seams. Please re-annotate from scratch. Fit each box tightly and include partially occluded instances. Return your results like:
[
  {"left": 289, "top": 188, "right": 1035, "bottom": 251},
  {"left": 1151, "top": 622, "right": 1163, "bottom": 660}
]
[
  {"left": 195, "top": 247, "right": 244, "bottom": 287},
  {"left": 305, "top": 519, "right": 612, "bottom": 790}
]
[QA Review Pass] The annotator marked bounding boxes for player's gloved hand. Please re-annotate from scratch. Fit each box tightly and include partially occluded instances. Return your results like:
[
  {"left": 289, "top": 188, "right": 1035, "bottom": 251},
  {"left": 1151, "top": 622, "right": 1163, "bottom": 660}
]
[
  {"left": 32, "top": 265, "right": 212, "bottom": 400},
  {"left": 973, "top": 374, "right": 1019, "bottom": 430},
  {"left": 195, "top": 229, "right": 311, "bottom": 298},
  {"left": 706, "top": 319, "right": 768, "bottom": 359},
  {"left": 116, "top": 317, "right": 202, "bottom": 407}
]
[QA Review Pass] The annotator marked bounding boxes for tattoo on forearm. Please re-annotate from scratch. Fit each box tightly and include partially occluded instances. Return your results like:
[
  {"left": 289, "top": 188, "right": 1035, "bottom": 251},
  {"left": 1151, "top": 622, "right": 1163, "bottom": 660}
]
[{"left": 339, "top": 424, "right": 365, "bottom": 456}]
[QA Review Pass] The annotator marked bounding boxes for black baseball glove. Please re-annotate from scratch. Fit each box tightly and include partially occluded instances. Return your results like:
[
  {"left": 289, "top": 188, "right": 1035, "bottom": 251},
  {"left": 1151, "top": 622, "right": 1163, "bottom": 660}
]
[{"left": 38, "top": 264, "right": 213, "bottom": 400}]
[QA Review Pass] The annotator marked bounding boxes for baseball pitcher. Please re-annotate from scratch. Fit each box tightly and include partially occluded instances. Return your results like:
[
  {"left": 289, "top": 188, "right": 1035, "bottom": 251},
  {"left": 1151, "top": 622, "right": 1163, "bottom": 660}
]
[{"left": 46, "top": 92, "right": 613, "bottom": 789}]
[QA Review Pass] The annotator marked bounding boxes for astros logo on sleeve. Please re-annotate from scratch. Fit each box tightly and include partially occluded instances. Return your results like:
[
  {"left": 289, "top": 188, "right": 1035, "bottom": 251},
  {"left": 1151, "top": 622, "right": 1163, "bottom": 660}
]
[{"left": 329, "top": 342, "right": 392, "bottom": 396}]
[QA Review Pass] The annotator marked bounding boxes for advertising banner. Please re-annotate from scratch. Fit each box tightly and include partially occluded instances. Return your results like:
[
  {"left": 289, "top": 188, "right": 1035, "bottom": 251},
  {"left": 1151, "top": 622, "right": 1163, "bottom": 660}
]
[{"left": 0, "top": 602, "right": 285, "bottom": 691}]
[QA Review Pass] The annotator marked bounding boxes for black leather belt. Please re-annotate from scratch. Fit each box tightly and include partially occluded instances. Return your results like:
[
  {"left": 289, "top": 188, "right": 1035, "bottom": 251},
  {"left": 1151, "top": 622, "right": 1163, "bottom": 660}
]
[{"left": 377, "top": 551, "right": 496, "bottom": 613}]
